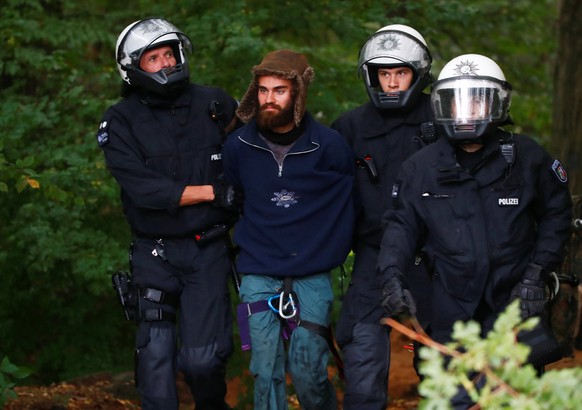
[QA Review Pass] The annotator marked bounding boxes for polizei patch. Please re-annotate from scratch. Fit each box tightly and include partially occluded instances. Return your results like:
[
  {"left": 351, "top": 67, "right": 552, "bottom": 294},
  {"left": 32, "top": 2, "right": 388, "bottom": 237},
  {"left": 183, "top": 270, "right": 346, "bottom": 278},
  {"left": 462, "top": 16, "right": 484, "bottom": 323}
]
[{"left": 498, "top": 197, "right": 519, "bottom": 206}]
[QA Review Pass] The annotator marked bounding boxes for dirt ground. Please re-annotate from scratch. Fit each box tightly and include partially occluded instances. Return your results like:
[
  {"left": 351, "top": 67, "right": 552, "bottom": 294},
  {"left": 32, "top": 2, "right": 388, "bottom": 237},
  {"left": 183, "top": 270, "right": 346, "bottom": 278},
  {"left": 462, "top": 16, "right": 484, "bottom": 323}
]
[{"left": 6, "top": 327, "right": 581, "bottom": 410}]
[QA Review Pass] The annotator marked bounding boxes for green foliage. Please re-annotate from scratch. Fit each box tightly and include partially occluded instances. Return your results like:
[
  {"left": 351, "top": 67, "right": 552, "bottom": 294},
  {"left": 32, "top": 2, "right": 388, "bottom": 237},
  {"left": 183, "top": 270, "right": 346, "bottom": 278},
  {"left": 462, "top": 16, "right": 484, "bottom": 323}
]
[
  {"left": 0, "top": 0, "right": 562, "bottom": 386},
  {"left": 416, "top": 301, "right": 582, "bottom": 409},
  {"left": 0, "top": 356, "right": 32, "bottom": 407},
  {"left": 1, "top": 0, "right": 132, "bottom": 382}
]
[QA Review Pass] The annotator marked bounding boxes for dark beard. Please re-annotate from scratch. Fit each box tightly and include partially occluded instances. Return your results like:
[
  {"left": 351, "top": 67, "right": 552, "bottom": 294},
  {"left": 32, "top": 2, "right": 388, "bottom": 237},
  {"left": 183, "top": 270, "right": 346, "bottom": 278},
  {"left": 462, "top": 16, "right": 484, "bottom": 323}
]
[{"left": 257, "top": 103, "right": 295, "bottom": 131}]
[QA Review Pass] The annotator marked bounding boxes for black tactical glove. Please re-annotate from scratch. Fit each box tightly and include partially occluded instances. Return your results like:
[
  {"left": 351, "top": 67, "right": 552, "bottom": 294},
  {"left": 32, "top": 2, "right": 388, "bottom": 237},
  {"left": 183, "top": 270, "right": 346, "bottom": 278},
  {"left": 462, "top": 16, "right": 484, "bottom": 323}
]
[
  {"left": 211, "top": 175, "right": 243, "bottom": 212},
  {"left": 510, "top": 263, "right": 547, "bottom": 319},
  {"left": 381, "top": 277, "right": 417, "bottom": 318}
]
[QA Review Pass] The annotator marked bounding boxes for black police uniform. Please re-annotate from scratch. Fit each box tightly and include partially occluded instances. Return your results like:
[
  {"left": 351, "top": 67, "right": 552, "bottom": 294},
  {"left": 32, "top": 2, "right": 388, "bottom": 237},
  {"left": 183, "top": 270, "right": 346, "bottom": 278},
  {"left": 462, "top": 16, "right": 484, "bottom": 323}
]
[
  {"left": 380, "top": 131, "right": 571, "bottom": 343},
  {"left": 97, "top": 84, "right": 237, "bottom": 410},
  {"left": 331, "top": 94, "right": 433, "bottom": 409}
]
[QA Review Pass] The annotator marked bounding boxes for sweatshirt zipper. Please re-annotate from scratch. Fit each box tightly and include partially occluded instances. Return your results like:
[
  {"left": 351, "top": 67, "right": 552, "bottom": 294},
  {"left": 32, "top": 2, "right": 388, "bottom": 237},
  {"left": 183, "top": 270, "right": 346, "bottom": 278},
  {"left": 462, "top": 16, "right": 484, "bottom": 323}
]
[{"left": 239, "top": 137, "right": 319, "bottom": 177}]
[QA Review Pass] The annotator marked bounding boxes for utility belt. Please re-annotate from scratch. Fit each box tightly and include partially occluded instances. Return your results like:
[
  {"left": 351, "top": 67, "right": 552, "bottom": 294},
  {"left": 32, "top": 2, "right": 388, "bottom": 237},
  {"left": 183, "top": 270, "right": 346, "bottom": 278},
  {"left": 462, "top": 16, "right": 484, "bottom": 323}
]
[
  {"left": 236, "top": 276, "right": 345, "bottom": 380},
  {"left": 194, "top": 223, "right": 232, "bottom": 247},
  {"left": 137, "top": 224, "right": 232, "bottom": 264},
  {"left": 112, "top": 224, "right": 235, "bottom": 323},
  {"left": 111, "top": 270, "right": 180, "bottom": 323},
  {"left": 134, "top": 223, "right": 232, "bottom": 247}
]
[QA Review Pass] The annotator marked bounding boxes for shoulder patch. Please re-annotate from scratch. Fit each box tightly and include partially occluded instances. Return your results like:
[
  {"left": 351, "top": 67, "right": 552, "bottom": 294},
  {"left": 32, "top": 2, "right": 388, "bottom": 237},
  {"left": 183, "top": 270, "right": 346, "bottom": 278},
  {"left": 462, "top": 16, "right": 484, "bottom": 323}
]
[
  {"left": 551, "top": 159, "right": 568, "bottom": 183},
  {"left": 96, "top": 120, "right": 109, "bottom": 146}
]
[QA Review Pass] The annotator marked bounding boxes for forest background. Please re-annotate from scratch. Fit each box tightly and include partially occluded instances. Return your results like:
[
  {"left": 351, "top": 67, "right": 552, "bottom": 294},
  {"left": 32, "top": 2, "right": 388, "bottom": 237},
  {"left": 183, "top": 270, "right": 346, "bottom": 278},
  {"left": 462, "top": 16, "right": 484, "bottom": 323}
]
[{"left": 1, "top": 0, "right": 581, "bottom": 393}]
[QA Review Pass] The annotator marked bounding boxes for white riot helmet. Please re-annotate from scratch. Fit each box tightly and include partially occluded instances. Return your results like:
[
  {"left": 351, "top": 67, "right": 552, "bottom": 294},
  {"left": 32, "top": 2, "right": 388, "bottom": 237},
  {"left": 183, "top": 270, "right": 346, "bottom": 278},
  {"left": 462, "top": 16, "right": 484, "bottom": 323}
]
[
  {"left": 358, "top": 24, "right": 432, "bottom": 111},
  {"left": 116, "top": 18, "right": 192, "bottom": 96},
  {"left": 431, "top": 54, "right": 512, "bottom": 142}
]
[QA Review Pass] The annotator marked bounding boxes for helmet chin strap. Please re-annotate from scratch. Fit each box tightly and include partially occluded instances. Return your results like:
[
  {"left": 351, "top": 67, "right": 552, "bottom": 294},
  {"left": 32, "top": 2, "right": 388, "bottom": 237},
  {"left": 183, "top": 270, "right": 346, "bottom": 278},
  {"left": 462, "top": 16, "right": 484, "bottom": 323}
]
[{"left": 128, "top": 63, "right": 190, "bottom": 97}]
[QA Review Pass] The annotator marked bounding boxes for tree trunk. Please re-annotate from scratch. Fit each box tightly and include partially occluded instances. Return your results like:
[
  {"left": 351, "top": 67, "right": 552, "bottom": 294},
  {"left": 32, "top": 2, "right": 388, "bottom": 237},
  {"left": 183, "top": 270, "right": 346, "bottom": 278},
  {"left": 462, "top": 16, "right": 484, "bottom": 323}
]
[{"left": 552, "top": 0, "right": 582, "bottom": 195}]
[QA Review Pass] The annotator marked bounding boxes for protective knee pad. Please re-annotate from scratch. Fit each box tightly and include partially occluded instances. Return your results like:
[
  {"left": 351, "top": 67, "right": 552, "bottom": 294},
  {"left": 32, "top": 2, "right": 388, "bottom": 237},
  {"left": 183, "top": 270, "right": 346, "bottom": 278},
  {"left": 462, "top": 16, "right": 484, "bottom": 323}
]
[
  {"left": 178, "top": 343, "right": 225, "bottom": 382},
  {"left": 342, "top": 323, "right": 389, "bottom": 401},
  {"left": 135, "top": 322, "right": 178, "bottom": 401},
  {"left": 178, "top": 343, "right": 229, "bottom": 406}
]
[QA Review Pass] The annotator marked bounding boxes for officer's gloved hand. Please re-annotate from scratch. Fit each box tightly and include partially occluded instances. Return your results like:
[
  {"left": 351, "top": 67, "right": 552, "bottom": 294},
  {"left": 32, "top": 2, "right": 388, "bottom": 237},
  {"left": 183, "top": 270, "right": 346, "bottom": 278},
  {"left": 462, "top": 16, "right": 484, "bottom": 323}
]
[
  {"left": 381, "top": 277, "right": 417, "bottom": 318},
  {"left": 211, "top": 175, "right": 243, "bottom": 212},
  {"left": 510, "top": 263, "right": 547, "bottom": 319}
]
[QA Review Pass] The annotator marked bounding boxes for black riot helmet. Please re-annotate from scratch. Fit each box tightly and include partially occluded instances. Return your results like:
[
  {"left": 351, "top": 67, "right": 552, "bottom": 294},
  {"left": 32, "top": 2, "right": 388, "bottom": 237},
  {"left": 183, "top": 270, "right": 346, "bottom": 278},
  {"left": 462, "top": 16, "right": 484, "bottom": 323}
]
[
  {"left": 358, "top": 24, "right": 432, "bottom": 111},
  {"left": 116, "top": 18, "right": 192, "bottom": 96}
]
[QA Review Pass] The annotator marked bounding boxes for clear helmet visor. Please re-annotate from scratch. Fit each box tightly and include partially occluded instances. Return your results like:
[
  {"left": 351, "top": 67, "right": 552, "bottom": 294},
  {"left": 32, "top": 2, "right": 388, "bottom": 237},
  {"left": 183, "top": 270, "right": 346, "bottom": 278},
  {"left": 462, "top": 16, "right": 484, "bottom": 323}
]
[
  {"left": 117, "top": 18, "right": 192, "bottom": 69},
  {"left": 432, "top": 78, "right": 511, "bottom": 125},
  {"left": 358, "top": 30, "right": 431, "bottom": 73}
]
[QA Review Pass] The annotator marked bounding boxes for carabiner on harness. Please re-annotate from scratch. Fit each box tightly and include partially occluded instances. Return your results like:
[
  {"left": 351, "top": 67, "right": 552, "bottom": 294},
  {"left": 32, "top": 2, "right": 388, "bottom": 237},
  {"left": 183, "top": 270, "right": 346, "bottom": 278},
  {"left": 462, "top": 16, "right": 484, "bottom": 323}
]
[
  {"left": 267, "top": 291, "right": 297, "bottom": 319},
  {"left": 279, "top": 292, "right": 297, "bottom": 319},
  {"left": 267, "top": 293, "right": 281, "bottom": 313}
]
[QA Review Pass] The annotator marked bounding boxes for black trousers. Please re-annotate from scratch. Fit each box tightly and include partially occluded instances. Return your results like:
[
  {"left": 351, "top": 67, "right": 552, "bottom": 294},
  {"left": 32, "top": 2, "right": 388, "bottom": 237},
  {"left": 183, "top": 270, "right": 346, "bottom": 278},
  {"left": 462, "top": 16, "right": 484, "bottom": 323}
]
[{"left": 131, "top": 236, "right": 233, "bottom": 410}]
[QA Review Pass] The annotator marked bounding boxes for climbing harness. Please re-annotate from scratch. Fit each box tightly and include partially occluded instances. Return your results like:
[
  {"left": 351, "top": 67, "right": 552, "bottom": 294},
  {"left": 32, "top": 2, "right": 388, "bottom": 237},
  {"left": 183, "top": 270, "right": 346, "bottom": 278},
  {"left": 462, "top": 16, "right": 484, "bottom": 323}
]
[{"left": 236, "top": 276, "right": 345, "bottom": 379}]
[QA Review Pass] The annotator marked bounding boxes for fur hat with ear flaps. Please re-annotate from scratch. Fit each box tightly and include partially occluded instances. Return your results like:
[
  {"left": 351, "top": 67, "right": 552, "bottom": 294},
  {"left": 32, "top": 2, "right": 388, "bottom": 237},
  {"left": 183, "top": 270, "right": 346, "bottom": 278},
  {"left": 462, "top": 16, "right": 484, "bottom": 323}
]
[{"left": 236, "top": 49, "right": 315, "bottom": 127}]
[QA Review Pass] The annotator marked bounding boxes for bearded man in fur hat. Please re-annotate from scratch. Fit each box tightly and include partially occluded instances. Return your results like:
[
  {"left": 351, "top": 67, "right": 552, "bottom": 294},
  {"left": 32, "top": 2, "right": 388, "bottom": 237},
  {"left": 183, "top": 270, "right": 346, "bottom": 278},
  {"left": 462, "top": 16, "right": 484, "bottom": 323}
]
[{"left": 222, "top": 49, "right": 355, "bottom": 409}]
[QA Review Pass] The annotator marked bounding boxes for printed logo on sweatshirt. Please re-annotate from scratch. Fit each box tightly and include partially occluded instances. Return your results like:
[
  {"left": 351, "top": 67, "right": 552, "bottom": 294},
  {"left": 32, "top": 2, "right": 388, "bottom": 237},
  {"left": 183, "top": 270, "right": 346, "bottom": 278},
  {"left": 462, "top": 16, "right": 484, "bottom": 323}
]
[{"left": 271, "top": 189, "right": 299, "bottom": 208}]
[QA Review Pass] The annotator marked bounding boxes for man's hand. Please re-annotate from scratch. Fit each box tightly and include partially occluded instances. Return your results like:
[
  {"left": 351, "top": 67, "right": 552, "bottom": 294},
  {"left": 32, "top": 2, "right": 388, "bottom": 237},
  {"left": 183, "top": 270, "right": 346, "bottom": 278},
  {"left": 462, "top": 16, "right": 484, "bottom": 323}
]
[
  {"left": 381, "top": 277, "right": 417, "bottom": 317},
  {"left": 211, "top": 175, "right": 243, "bottom": 212},
  {"left": 510, "top": 263, "right": 547, "bottom": 319}
]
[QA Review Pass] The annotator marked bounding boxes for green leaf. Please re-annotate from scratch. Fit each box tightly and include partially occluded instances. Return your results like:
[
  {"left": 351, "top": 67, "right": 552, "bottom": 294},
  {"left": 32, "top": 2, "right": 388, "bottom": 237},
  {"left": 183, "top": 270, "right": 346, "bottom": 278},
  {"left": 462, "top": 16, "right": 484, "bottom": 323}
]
[{"left": 15, "top": 156, "right": 35, "bottom": 168}]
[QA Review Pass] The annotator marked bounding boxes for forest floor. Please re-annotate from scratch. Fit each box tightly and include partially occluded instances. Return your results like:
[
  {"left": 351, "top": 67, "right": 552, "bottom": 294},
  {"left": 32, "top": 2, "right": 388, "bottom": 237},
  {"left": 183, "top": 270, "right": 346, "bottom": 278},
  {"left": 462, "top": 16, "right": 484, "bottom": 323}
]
[{"left": 5, "top": 330, "right": 581, "bottom": 410}]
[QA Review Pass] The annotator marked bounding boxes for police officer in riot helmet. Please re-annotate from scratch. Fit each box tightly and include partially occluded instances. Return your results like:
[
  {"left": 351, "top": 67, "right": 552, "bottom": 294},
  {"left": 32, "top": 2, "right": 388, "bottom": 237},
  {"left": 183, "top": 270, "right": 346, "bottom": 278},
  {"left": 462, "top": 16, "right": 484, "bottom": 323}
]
[
  {"left": 359, "top": 24, "right": 432, "bottom": 111},
  {"left": 379, "top": 54, "right": 572, "bottom": 408},
  {"left": 331, "top": 24, "right": 434, "bottom": 409},
  {"left": 116, "top": 18, "right": 192, "bottom": 97},
  {"left": 97, "top": 17, "right": 240, "bottom": 410},
  {"left": 431, "top": 53, "right": 513, "bottom": 147}
]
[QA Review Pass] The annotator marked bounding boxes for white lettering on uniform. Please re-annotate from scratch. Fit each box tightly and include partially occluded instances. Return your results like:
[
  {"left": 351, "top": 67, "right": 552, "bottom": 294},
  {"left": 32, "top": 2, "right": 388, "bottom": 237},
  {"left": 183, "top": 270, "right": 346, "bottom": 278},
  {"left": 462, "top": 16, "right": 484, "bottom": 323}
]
[
  {"left": 498, "top": 198, "right": 519, "bottom": 206},
  {"left": 210, "top": 153, "right": 221, "bottom": 161}
]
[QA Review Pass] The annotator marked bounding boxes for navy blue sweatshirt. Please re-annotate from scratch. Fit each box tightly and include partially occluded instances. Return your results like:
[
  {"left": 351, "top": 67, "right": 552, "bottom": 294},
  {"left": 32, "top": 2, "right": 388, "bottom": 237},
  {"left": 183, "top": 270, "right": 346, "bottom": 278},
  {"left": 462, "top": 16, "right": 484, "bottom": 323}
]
[{"left": 223, "top": 113, "right": 355, "bottom": 277}]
